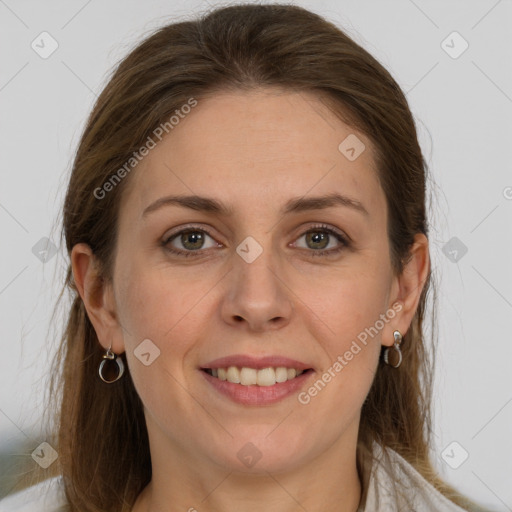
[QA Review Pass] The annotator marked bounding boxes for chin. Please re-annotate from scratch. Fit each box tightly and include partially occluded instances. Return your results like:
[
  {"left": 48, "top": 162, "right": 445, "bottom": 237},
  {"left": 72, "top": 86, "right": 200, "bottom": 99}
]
[{"left": 205, "top": 429, "right": 312, "bottom": 474}]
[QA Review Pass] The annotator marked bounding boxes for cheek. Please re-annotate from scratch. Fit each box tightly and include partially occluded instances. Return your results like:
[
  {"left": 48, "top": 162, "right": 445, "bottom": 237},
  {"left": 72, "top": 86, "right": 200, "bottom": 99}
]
[
  {"left": 305, "top": 266, "right": 389, "bottom": 395},
  {"left": 116, "top": 262, "right": 206, "bottom": 345},
  {"left": 114, "top": 267, "right": 205, "bottom": 415},
  {"left": 302, "top": 291, "right": 383, "bottom": 424},
  {"left": 312, "top": 264, "right": 390, "bottom": 340}
]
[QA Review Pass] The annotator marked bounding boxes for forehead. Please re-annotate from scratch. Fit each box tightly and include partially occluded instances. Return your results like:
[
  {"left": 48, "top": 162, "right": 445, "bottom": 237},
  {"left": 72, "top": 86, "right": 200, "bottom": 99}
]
[{"left": 121, "top": 88, "right": 384, "bottom": 220}]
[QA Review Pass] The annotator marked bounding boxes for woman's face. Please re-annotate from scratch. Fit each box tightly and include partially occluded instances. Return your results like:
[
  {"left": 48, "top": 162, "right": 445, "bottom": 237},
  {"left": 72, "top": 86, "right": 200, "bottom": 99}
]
[{"left": 101, "top": 88, "right": 421, "bottom": 473}]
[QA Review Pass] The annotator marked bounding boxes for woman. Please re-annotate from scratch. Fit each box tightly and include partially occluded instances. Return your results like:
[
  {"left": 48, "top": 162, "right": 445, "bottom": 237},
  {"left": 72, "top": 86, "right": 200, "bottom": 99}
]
[{"left": 1, "top": 3, "right": 491, "bottom": 511}]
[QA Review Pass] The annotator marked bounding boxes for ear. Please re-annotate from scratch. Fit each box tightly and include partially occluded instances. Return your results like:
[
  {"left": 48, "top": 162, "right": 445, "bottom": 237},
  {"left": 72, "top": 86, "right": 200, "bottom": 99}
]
[
  {"left": 382, "top": 233, "right": 430, "bottom": 347},
  {"left": 70, "top": 243, "right": 125, "bottom": 354}
]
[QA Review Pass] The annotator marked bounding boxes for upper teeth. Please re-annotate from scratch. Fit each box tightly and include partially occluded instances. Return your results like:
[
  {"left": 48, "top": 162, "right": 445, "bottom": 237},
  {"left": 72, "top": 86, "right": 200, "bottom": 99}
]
[{"left": 209, "top": 367, "right": 305, "bottom": 386}]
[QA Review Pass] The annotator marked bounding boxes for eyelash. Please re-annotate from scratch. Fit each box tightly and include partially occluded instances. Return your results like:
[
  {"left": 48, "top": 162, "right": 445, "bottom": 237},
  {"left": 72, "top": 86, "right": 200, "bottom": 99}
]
[{"left": 162, "top": 223, "right": 350, "bottom": 259}]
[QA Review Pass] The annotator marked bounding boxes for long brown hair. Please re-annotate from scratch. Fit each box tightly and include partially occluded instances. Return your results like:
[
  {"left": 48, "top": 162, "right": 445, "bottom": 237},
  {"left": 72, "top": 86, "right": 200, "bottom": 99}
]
[{"left": 41, "top": 3, "right": 484, "bottom": 510}]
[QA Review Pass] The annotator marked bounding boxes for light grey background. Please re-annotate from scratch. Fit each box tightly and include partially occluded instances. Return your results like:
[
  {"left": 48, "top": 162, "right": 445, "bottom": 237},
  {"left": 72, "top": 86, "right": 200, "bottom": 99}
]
[{"left": 1, "top": 0, "right": 511, "bottom": 509}]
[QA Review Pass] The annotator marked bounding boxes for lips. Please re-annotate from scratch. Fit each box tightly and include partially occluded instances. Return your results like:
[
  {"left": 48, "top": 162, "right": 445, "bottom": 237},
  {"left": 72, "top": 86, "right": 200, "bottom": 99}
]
[
  {"left": 201, "top": 354, "right": 313, "bottom": 371},
  {"left": 200, "top": 367, "right": 314, "bottom": 405}
]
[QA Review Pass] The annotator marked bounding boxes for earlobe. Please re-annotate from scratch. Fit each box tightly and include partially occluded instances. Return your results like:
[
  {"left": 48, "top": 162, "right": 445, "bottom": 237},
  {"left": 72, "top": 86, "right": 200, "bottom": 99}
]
[
  {"left": 70, "top": 243, "right": 124, "bottom": 354},
  {"left": 386, "top": 233, "right": 430, "bottom": 343}
]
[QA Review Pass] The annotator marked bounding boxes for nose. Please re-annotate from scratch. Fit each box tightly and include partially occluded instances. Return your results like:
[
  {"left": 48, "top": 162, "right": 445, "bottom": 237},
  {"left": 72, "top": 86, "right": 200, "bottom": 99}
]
[{"left": 220, "top": 242, "right": 293, "bottom": 332}]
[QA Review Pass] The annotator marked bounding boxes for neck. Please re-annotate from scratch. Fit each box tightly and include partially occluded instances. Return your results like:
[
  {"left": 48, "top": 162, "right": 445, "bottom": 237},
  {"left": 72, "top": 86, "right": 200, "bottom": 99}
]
[{"left": 132, "top": 418, "right": 363, "bottom": 512}]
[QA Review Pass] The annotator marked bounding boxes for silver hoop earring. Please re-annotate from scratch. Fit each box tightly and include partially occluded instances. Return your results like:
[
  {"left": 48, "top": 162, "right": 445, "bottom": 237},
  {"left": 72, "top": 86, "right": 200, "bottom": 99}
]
[
  {"left": 383, "top": 330, "right": 403, "bottom": 368},
  {"left": 98, "top": 345, "right": 125, "bottom": 383}
]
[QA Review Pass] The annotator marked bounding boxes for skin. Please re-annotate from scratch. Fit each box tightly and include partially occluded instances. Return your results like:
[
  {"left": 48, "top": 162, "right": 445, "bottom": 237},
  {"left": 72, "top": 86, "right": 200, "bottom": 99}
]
[{"left": 72, "top": 88, "right": 429, "bottom": 512}]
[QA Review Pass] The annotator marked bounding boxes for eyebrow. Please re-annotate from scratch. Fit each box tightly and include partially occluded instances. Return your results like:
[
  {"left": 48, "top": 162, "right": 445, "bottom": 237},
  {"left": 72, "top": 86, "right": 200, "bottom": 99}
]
[{"left": 142, "top": 192, "right": 369, "bottom": 219}]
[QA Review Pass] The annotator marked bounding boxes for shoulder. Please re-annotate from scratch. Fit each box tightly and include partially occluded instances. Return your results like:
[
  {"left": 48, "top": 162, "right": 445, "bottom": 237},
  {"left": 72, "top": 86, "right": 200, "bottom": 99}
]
[
  {"left": 0, "top": 476, "right": 67, "bottom": 512},
  {"left": 361, "top": 441, "right": 469, "bottom": 512}
]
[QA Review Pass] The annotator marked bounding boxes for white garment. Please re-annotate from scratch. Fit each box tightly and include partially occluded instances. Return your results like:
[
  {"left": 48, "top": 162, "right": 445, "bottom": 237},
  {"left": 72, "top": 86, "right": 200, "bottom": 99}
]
[
  {"left": 0, "top": 442, "right": 473, "bottom": 511},
  {"left": 358, "top": 441, "right": 471, "bottom": 511}
]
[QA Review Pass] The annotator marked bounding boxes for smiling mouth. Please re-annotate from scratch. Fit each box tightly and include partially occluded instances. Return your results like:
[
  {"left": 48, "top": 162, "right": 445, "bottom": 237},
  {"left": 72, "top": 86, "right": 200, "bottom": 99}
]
[{"left": 201, "top": 366, "right": 314, "bottom": 386}]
